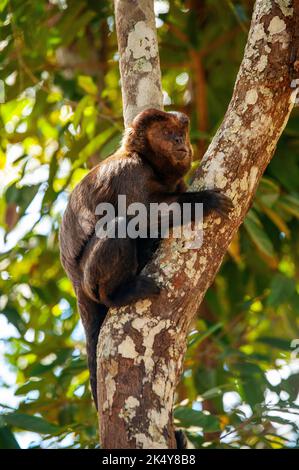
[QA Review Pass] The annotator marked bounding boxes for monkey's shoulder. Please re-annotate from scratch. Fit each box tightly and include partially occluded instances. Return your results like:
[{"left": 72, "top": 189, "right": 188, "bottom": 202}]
[
  {"left": 85, "top": 150, "right": 150, "bottom": 181},
  {"left": 69, "top": 151, "right": 154, "bottom": 209}
]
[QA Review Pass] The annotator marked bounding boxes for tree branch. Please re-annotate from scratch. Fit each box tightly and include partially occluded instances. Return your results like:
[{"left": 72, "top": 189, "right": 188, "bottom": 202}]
[
  {"left": 97, "top": 0, "right": 299, "bottom": 449},
  {"left": 113, "top": 0, "right": 163, "bottom": 127}
]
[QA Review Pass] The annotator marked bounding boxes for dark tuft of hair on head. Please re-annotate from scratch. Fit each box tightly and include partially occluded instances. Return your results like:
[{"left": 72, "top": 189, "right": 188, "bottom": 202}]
[{"left": 131, "top": 108, "right": 169, "bottom": 131}]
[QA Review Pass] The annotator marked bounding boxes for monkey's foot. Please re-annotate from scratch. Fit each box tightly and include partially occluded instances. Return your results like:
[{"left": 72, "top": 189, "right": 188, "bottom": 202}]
[{"left": 107, "top": 275, "right": 160, "bottom": 307}]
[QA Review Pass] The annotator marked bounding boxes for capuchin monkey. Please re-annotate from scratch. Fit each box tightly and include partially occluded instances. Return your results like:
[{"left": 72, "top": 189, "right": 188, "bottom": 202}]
[{"left": 59, "top": 108, "right": 232, "bottom": 446}]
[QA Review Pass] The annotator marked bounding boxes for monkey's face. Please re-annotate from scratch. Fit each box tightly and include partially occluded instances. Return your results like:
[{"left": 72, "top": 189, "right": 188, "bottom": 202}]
[{"left": 146, "top": 113, "right": 193, "bottom": 175}]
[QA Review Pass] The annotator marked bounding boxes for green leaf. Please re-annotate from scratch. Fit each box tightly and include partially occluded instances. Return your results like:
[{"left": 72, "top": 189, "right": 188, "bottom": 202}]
[
  {"left": 1, "top": 306, "right": 26, "bottom": 334},
  {"left": 269, "top": 151, "right": 299, "bottom": 192},
  {"left": 59, "top": 357, "right": 87, "bottom": 377},
  {"left": 201, "top": 386, "right": 224, "bottom": 400},
  {"left": 242, "top": 377, "right": 265, "bottom": 407},
  {"left": 0, "top": 426, "right": 20, "bottom": 449},
  {"left": 29, "top": 349, "right": 72, "bottom": 376},
  {"left": 15, "top": 380, "right": 43, "bottom": 396},
  {"left": 188, "top": 323, "right": 223, "bottom": 348},
  {"left": 266, "top": 415, "right": 295, "bottom": 426},
  {"left": 76, "top": 128, "right": 115, "bottom": 165},
  {"left": 73, "top": 96, "right": 93, "bottom": 129},
  {"left": 5, "top": 184, "right": 40, "bottom": 218},
  {"left": 267, "top": 274, "right": 296, "bottom": 307},
  {"left": 0, "top": 0, "right": 8, "bottom": 13},
  {"left": 78, "top": 76, "right": 98, "bottom": 95},
  {"left": 3, "top": 413, "right": 60, "bottom": 435},
  {"left": 258, "top": 336, "right": 291, "bottom": 350},
  {"left": 256, "top": 177, "right": 280, "bottom": 207},
  {"left": 244, "top": 211, "right": 276, "bottom": 260},
  {"left": 100, "top": 132, "right": 121, "bottom": 159},
  {"left": 234, "top": 361, "right": 263, "bottom": 377},
  {"left": 174, "top": 407, "right": 220, "bottom": 432},
  {"left": 278, "top": 194, "right": 299, "bottom": 219}
]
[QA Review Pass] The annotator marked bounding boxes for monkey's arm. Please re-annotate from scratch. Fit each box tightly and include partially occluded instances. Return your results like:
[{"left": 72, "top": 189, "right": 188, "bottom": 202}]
[
  {"left": 163, "top": 189, "right": 233, "bottom": 218},
  {"left": 147, "top": 189, "right": 233, "bottom": 232}
]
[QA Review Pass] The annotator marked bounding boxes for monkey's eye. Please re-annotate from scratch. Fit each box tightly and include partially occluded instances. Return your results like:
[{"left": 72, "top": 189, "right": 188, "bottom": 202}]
[{"left": 163, "top": 129, "right": 176, "bottom": 140}]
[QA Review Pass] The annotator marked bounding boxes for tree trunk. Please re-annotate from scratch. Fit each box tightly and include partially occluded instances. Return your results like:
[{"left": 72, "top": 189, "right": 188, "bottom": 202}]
[{"left": 97, "top": 0, "right": 299, "bottom": 449}]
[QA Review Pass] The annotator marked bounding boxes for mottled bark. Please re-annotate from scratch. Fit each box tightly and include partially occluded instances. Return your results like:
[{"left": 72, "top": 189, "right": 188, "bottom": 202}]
[
  {"left": 97, "top": 0, "right": 299, "bottom": 449},
  {"left": 114, "top": 0, "right": 163, "bottom": 127}
]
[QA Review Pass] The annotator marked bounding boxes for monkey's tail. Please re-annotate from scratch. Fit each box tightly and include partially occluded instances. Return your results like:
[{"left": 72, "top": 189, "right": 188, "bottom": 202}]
[{"left": 77, "top": 288, "right": 108, "bottom": 409}]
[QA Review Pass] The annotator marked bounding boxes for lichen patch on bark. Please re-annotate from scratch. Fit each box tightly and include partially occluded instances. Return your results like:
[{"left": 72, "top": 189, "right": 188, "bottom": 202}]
[
  {"left": 126, "top": 21, "right": 158, "bottom": 60},
  {"left": 118, "top": 336, "right": 138, "bottom": 359}
]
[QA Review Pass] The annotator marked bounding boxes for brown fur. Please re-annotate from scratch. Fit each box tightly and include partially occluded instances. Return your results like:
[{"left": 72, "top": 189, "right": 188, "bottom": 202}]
[{"left": 59, "top": 108, "right": 232, "bottom": 409}]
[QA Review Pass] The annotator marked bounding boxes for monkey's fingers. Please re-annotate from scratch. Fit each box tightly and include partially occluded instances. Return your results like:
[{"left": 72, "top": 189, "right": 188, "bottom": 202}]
[
  {"left": 219, "top": 196, "right": 234, "bottom": 210},
  {"left": 215, "top": 208, "right": 231, "bottom": 219},
  {"left": 210, "top": 188, "right": 222, "bottom": 193},
  {"left": 214, "top": 194, "right": 234, "bottom": 218}
]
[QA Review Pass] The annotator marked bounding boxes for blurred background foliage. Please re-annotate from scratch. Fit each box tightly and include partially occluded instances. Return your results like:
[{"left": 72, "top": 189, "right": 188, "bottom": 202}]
[{"left": 0, "top": 0, "right": 299, "bottom": 449}]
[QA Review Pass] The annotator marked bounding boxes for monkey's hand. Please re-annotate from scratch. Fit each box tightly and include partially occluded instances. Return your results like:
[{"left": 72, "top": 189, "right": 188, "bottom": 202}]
[
  {"left": 175, "top": 189, "right": 233, "bottom": 219},
  {"left": 198, "top": 189, "right": 233, "bottom": 218}
]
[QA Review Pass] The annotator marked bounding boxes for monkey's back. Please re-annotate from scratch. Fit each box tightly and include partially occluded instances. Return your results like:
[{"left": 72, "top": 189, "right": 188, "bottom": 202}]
[{"left": 59, "top": 150, "right": 155, "bottom": 287}]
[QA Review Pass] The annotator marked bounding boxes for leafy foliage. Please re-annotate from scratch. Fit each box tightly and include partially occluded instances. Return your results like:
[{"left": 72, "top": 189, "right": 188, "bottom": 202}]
[{"left": 0, "top": 0, "right": 298, "bottom": 449}]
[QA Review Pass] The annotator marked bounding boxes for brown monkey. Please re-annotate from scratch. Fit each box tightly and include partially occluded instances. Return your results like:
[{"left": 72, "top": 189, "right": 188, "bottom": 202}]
[{"left": 59, "top": 108, "right": 232, "bottom": 412}]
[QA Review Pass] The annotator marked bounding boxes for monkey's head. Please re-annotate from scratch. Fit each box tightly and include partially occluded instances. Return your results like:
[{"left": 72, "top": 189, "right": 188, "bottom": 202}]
[{"left": 125, "top": 108, "right": 193, "bottom": 180}]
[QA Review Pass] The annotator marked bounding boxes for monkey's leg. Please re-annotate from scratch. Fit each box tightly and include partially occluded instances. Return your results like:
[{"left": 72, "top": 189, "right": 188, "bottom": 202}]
[
  {"left": 77, "top": 288, "right": 108, "bottom": 409},
  {"left": 136, "top": 237, "right": 161, "bottom": 272},
  {"left": 106, "top": 274, "right": 160, "bottom": 307},
  {"left": 81, "top": 217, "right": 160, "bottom": 308},
  {"left": 100, "top": 232, "right": 160, "bottom": 307}
]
